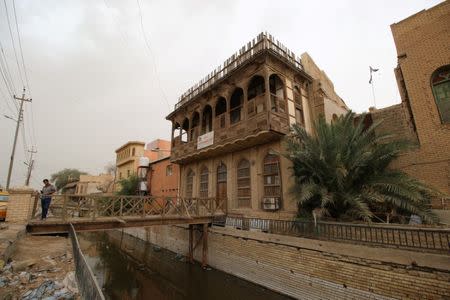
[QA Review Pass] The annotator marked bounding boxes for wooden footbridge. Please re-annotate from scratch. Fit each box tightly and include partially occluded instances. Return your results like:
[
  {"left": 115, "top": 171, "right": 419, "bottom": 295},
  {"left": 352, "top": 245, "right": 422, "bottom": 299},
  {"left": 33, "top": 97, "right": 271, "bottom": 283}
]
[
  {"left": 26, "top": 195, "right": 226, "bottom": 234},
  {"left": 27, "top": 194, "right": 225, "bottom": 270}
]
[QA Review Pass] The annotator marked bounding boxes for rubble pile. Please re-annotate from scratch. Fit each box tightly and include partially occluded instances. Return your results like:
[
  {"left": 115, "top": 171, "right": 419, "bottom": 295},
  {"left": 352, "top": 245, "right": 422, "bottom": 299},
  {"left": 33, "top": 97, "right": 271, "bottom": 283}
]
[{"left": 0, "top": 253, "right": 79, "bottom": 300}]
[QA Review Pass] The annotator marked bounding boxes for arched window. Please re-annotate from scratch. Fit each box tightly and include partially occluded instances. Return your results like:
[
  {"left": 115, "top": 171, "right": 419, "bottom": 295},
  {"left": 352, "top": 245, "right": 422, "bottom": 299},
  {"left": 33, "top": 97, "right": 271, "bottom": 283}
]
[
  {"left": 230, "top": 88, "right": 243, "bottom": 124},
  {"left": 186, "top": 169, "right": 194, "bottom": 198},
  {"left": 190, "top": 112, "right": 200, "bottom": 141},
  {"left": 237, "top": 159, "right": 251, "bottom": 208},
  {"left": 166, "top": 165, "right": 173, "bottom": 176},
  {"left": 269, "top": 74, "right": 285, "bottom": 113},
  {"left": 217, "top": 163, "right": 227, "bottom": 183},
  {"left": 215, "top": 97, "right": 227, "bottom": 128},
  {"left": 431, "top": 65, "right": 450, "bottom": 123},
  {"left": 247, "top": 76, "right": 265, "bottom": 115},
  {"left": 201, "top": 105, "right": 213, "bottom": 134},
  {"left": 199, "top": 166, "right": 209, "bottom": 198},
  {"left": 181, "top": 118, "right": 189, "bottom": 142},
  {"left": 132, "top": 147, "right": 135, "bottom": 156},
  {"left": 247, "top": 76, "right": 265, "bottom": 100},
  {"left": 263, "top": 154, "right": 281, "bottom": 200}
]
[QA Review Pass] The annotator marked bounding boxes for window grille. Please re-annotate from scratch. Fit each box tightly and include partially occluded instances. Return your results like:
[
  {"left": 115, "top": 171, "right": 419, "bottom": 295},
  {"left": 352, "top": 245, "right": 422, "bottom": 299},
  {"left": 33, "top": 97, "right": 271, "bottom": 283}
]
[{"left": 237, "top": 159, "right": 251, "bottom": 207}]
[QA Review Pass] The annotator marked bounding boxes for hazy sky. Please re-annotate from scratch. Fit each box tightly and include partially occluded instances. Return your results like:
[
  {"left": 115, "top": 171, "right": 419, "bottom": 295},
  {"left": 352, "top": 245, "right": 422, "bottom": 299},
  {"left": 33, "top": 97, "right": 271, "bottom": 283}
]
[{"left": 0, "top": 0, "right": 442, "bottom": 189}]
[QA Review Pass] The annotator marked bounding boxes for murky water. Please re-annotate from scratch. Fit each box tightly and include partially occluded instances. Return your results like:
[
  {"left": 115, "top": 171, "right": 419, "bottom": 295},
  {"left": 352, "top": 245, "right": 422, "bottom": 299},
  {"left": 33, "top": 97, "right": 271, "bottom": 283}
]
[{"left": 78, "top": 231, "right": 292, "bottom": 300}]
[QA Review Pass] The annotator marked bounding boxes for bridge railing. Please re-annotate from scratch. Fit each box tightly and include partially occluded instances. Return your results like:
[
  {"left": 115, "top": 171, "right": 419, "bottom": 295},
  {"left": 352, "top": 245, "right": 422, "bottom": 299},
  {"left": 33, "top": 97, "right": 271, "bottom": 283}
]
[
  {"left": 32, "top": 195, "right": 226, "bottom": 221},
  {"left": 69, "top": 223, "right": 105, "bottom": 300}
]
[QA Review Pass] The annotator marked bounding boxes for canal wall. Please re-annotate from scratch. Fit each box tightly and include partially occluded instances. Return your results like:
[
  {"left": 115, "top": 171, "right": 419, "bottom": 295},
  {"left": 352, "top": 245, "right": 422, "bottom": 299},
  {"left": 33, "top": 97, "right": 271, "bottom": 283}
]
[{"left": 123, "top": 225, "right": 450, "bottom": 300}]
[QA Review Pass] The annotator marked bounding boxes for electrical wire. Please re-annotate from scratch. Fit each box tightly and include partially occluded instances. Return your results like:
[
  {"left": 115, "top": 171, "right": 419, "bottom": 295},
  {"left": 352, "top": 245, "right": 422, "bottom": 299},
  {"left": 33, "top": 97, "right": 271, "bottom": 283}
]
[
  {"left": 103, "top": 0, "right": 132, "bottom": 52},
  {"left": 11, "top": 0, "right": 37, "bottom": 148},
  {"left": 21, "top": 121, "right": 28, "bottom": 159},
  {"left": 12, "top": 0, "right": 30, "bottom": 93},
  {"left": 0, "top": 41, "right": 17, "bottom": 97},
  {"left": 135, "top": 0, "right": 170, "bottom": 110},
  {"left": 0, "top": 83, "right": 15, "bottom": 115},
  {"left": 3, "top": 0, "right": 24, "bottom": 88}
]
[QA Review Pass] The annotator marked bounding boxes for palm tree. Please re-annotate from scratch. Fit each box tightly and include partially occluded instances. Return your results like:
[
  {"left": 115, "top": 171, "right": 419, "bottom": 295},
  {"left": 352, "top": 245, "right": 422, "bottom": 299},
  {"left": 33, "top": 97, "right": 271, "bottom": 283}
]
[{"left": 285, "top": 111, "right": 439, "bottom": 224}]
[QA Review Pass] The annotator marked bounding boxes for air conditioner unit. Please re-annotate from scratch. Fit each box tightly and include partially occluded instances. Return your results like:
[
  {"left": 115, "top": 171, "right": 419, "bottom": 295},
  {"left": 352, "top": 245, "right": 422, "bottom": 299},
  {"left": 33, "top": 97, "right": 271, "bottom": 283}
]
[{"left": 262, "top": 197, "right": 280, "bottom": 211}]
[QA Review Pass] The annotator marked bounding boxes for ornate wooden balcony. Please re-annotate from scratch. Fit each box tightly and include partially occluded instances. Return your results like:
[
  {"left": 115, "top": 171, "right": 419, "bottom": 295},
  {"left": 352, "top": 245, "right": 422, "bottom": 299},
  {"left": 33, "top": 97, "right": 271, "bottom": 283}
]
[{"left": 171, "top": 110, "right": 289, "bottom": 164}]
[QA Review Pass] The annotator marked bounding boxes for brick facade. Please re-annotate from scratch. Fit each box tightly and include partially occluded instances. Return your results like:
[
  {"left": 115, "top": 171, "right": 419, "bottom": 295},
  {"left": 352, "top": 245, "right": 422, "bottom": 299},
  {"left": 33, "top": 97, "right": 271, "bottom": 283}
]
[
  {"left": 146, "top": 157, "right": 179, "bottom": 197},
  {"left": 122, "top": 226, "right": 450, "bottom": 300},
  {"left": 370, "top": 2, "right": 450, "bottom": 205},
  {"left": 5, "top": 188, "right": 35, "bottom": 223}
]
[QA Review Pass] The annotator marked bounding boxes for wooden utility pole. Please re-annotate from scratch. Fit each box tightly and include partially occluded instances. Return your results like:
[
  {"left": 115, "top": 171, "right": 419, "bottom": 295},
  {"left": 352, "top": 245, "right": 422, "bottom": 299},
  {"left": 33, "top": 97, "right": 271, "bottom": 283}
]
[
  {"left": 24, "top": 147, "right": 37, "bottom": 186},
  {"left": 6, "top": 88, "right": 32, "bottom": 189}
]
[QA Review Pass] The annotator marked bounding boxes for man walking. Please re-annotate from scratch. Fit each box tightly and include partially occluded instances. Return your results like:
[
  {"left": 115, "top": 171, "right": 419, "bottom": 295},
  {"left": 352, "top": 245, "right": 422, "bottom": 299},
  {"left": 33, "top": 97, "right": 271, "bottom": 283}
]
[{"left": 41, "top": 179, "right": 56, "bottom": 220}]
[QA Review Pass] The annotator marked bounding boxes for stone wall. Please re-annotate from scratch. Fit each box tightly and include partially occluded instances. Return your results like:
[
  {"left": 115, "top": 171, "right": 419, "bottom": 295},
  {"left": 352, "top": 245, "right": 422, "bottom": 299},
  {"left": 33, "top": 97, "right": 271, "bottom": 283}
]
[
  {"left": 6, "top": 188, "right": 35, "bottom": 223},
  {"left": 124, "top": 225, "right": 450, "bottom": 300},
  {"left": 370, "top": 103, "right": 418, "bottom": 144}
]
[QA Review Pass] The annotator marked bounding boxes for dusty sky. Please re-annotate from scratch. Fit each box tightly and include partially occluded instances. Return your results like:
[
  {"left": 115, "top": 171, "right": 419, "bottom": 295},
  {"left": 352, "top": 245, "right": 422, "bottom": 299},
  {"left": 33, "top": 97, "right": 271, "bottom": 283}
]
[{"left": 0, "top": 0, "right": 442, "bottom": 189}]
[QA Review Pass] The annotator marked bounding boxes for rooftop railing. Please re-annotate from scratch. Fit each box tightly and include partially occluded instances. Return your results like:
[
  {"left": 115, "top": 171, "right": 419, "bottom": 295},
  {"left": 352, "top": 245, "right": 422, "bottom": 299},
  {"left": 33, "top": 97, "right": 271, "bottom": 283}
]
[{"left": 175, "top": 32, "right": 303, "bottom": 110}]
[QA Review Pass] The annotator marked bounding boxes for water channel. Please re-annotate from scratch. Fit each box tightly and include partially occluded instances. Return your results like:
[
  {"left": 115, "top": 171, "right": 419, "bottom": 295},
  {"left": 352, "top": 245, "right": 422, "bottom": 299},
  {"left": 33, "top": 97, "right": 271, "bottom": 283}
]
[{"left": 78, "top": 231, "right": 292, "bottom": 300}]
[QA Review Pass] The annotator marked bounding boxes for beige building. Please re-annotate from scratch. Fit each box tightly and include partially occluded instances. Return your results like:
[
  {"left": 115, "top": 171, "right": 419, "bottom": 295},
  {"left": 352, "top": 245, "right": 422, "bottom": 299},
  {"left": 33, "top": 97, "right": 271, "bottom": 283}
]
[
  {"left": 369, "top": 1, "right": 450, "bottom": 207},
  {"left": 167, "top": 33, "right": 347, "bottom": 219},
  {"left": 75, "top": 174, "right": 114, "bottom": 195},
  {"left": 115, "top": 141, "right": 146, "bottom": 182}
]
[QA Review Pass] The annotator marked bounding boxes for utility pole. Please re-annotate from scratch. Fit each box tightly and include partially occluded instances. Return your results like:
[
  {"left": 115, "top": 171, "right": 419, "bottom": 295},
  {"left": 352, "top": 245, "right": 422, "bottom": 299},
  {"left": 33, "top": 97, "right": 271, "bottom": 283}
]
[
  {"left": 6, "top": 88, "right": 32, "bottom": 189},
  {"left": 24, "top": 147, "right": 37, "bottom": 186}
]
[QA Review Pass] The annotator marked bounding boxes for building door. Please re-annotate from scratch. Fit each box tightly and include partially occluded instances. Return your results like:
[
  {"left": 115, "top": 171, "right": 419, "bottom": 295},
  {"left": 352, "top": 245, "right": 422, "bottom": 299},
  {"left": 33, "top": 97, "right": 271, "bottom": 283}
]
[{"left": 216, "top": 163, "right": 227, "bottom": 209}]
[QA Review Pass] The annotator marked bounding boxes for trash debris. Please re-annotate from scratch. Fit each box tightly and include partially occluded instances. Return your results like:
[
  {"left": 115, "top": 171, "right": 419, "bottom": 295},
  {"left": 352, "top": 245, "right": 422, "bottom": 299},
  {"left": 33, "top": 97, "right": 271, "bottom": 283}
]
[
  {"left": 12, "top": 259, "right": 37, "bottom": 272},
  {"left": 63, "top": 271, "right": 78, "bottom": 294}
]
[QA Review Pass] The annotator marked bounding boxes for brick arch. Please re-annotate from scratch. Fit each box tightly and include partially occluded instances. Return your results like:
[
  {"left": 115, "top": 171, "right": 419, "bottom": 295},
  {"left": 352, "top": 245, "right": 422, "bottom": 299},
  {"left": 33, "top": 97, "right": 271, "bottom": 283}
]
[{"left": 430, "top": 64, "right": 450, "bottom": 124}]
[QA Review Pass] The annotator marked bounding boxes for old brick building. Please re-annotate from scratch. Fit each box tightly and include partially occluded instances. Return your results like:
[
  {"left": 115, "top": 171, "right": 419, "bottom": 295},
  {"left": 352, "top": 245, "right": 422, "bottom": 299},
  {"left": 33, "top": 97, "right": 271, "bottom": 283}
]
[
  {"left": 167, "top": 33, "right": 347, "bottom": 219},
  {"left": 146, "top": 156, "right": 179, "bottom": 198},
  {"left": 370, "top": 1, "right": 450, "bottom": 206}
]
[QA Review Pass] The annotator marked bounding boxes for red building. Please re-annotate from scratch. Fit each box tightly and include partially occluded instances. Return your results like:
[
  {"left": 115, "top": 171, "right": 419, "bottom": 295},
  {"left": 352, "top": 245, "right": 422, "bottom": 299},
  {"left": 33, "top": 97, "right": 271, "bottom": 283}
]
[{"left": 146, "top": 156, "right": 179, "bottom": 197}]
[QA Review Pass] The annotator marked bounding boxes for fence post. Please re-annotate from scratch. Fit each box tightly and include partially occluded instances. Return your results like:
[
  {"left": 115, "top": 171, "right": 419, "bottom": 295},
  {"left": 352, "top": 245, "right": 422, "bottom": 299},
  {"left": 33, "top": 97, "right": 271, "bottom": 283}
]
[
  {"left": 62, "top": 195, "right": 68, "bottom": 221},
  {"left": 196, "top": 198, "right": 200, "bottom": 216},
  {"left": 91, "top": 197, "right": 96, "bottom": 221}
]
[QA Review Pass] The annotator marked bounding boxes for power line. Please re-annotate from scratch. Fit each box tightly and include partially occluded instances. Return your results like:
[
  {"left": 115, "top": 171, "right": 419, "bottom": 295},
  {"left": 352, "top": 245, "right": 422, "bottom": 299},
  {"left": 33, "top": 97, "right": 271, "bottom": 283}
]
[
  {"left": 21, "top": 121, "right": 27, "bottom": 157},
  {"left": 12, "top": 0, "right": 31, "bottom": 93},
  {"left": 0, "top": 67, "right": 16, "bottom": 114},
  {"left": 0, "top": 41, "right": 17, "bottom": 96},
  {"left": 135, "top": 0, "right": 170, "bottom": 110},
  {"left": 3, "top": 0, "right": 24, "bottom": 88},
  {"left": 0, "top": 45, "right": 16, "bottom": 98},
  {"left": 11, "top": 0, "right": 36, "bottom": 147},
  {"left": 103, "top": 0, "right": 132, "bottom": 52}
]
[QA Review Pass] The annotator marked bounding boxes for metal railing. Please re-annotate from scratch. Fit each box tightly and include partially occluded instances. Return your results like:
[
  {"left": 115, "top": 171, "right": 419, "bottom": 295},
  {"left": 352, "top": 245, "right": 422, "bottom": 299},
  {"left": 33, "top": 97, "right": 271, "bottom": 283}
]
[
  {"left": 32, "top": 194, "right": 226, "bottom": 222},
  {"left": 219, "top": 217, "right": 450, "bottom": 252},
  {"left": 69, "top": 223, "right": 105, "bottom": 300}
]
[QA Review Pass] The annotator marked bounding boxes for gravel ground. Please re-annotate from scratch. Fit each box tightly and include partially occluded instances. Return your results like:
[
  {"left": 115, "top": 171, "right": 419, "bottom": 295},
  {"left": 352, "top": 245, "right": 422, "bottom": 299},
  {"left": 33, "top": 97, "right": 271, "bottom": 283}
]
[{"left": 0, "top": 235, "right": 79, "bottom": 300}]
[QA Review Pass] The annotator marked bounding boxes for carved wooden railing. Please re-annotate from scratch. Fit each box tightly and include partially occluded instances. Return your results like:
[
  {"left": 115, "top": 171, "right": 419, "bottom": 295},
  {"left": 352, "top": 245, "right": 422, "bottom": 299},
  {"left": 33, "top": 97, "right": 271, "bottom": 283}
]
[{"left": 32, "top": 195, "right": 226, "bottom": 221}]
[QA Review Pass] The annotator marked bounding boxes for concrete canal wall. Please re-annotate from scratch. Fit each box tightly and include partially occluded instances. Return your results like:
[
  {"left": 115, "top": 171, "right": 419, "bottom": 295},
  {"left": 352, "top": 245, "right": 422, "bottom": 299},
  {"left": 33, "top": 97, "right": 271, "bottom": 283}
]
[{"left": 123, "top": 225, "right": 450, "bottom": 300}]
